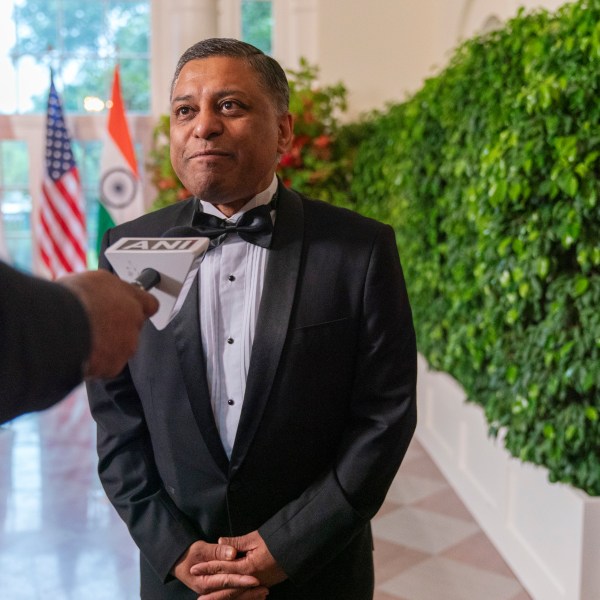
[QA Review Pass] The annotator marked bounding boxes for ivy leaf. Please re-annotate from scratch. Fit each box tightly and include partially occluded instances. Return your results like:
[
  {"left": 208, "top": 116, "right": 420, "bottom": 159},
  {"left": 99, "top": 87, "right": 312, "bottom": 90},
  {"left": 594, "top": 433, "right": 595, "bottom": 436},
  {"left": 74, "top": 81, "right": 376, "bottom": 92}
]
[{"left": 573, "top": 276, "right": 589, "bottom": 297}]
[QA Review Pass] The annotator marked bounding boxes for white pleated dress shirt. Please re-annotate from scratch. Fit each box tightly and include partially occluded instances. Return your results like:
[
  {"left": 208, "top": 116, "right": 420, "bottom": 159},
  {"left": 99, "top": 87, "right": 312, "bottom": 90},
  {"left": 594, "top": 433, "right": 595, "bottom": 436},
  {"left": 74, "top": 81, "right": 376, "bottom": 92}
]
[{"left": 198, "top": 176, "right": 277, "bottom": 458}]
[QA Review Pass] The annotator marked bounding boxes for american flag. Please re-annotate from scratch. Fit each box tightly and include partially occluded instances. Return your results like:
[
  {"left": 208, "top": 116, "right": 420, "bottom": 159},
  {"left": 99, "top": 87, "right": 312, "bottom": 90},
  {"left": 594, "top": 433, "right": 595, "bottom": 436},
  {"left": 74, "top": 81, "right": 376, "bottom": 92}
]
[{"left": 38, "top": 74, "right": 87, "bottom": 277}]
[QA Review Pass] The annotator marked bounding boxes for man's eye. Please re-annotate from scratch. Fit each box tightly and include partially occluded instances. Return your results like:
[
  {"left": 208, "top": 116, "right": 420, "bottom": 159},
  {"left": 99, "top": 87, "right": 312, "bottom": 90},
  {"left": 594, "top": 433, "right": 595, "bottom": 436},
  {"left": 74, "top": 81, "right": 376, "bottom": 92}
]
[
  {"left": 221, "top": 100, "right": 246, "bottom": 112},
  {"left": 176, "top": 106, "right": 191, "bottom": 117}
]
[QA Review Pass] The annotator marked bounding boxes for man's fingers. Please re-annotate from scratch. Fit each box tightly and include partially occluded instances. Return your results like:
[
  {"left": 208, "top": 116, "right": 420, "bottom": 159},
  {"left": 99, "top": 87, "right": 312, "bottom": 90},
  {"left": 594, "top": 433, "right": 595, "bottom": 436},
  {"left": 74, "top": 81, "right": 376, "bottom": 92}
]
[
  {"left": 198, "top": 587, "right": 269, "bottom": 600},
  {"left": 218, "top": 536, "right": 235, "bottom": 547},
  {"left": 192, "top": 572, "right": 260, "bottom": 593},
  {"left": 190, "top": 560, "right": 252, "bottom": 578},
  {"left": 213, "top": 543, "right": 237, "bottom": 561},
  {"left": 218, "top": 536, "right": 250, "bottom": 552},
  {"left": 132, "top": 285, "right": 159, "bottom": 318}
]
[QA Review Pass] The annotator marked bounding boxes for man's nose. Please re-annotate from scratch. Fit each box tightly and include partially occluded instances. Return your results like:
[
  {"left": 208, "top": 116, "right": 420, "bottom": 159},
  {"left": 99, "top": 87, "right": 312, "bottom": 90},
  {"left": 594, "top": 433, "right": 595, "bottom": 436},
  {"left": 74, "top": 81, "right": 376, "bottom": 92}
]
[{"left": 193, "top": 110, "right": 223, "bottom": 139}]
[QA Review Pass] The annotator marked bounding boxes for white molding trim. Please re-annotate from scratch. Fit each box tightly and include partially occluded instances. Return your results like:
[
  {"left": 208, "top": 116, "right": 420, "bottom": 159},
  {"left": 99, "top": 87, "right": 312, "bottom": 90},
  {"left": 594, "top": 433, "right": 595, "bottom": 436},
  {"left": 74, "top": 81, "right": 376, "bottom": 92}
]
[
  {"left": 217, "top": 0, "right": 242, "bottom": 39},
  {"left": 416, "top": 354, "right": 600, "bottom": 600},
  {"left": 273, "top": 0, "right": 318, "bottom": 70}
]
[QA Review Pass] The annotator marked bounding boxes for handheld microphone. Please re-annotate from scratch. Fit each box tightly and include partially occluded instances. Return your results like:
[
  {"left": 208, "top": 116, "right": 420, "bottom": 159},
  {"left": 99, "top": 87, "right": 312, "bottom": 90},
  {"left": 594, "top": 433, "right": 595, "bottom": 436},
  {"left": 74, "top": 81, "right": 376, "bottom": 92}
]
[
  {"left": 105, "top": 229, "right": 209, "bottom": 330},
  {"left": 128, "top": 228, "right": 204, "bottom": 291},
  {"left": 132, "top": 267, "right": 161, "bottom": 291}
]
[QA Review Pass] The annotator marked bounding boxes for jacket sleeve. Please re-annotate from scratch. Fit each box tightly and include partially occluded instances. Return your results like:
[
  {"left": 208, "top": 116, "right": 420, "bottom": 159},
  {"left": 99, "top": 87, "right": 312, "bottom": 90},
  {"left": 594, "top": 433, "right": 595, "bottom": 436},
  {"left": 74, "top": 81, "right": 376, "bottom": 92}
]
[
  {"left": 85, "top": 233, "right": 199, "bottom": 582},
  {"left": 0, "top": 261, "right": 91, "bottom": 424},
  {"left": 87, "top": 364, "right": 200, "bottom": 581},
  {"left": 258, "top": 224, "right": 418, "bottom": 582}
]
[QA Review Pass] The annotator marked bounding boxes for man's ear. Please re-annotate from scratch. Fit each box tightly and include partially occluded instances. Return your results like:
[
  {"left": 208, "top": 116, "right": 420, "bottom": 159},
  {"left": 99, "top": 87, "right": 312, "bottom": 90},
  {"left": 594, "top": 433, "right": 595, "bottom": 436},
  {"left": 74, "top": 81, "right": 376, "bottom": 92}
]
[{"left": 277, "top": 112, "right": 294, "bottom": 154}]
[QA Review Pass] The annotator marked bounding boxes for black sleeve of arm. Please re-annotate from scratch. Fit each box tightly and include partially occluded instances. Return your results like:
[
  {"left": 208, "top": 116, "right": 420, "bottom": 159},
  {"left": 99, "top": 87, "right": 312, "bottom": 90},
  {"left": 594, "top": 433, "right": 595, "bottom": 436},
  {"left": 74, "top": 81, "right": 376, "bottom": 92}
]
[
  {"left": 260, "top": 224, "right": 417, "bottom": 581},
  {"left": 0, "top": 262, "right": 91, "bottom": 423}
]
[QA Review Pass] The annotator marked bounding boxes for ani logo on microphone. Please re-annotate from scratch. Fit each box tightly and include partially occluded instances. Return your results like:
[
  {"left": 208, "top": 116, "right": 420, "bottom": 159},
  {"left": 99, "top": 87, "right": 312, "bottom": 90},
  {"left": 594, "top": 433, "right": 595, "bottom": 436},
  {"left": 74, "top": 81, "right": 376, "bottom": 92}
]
[{"left": 100, "top": 167, "right": 137, "bottom": 209}]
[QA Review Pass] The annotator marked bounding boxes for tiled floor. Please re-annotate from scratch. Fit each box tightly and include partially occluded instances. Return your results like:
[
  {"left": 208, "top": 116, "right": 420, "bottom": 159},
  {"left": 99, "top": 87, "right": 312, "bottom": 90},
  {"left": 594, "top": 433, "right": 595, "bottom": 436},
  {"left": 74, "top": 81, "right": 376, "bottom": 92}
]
[
  {"left": 0, "top": 387, "right": 532, "bottom": 599},
  {"left": 372, "top": 438, "right": 532, "bottom": 600}
]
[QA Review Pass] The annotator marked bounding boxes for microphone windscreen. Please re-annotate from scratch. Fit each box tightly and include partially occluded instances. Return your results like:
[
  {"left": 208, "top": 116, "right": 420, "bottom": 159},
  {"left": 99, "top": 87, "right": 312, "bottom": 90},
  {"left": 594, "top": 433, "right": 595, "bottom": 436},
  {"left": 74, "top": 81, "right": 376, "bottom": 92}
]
[{"left": 134, "top": 267, "right": 161, "bottom": 291}]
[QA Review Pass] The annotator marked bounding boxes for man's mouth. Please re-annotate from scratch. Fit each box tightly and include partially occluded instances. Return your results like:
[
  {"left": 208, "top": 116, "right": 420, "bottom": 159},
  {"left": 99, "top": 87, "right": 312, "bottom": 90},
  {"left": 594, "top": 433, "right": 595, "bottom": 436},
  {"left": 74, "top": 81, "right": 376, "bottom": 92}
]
[{"left": 187, "top": 149, "right": 230, "bottom": 160}]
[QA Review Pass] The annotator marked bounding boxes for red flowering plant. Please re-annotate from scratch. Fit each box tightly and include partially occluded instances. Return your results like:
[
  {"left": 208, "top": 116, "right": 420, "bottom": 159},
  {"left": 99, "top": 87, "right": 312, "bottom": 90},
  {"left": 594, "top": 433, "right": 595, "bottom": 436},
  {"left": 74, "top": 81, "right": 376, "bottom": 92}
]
[
  {"left": 147, "top": 114, "right": 191, "bottom": 210},
  {"left": 147, "top": 59, "right": 357, "bottom": 210},
  {"left": 278, "top": 59, "right": 352, "bottom": 203}
]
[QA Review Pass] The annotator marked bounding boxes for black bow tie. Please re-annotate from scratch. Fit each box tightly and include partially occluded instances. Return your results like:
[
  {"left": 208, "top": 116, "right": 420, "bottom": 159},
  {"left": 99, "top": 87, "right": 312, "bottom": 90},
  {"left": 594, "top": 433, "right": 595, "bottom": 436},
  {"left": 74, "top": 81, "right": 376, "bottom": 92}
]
[{"left": 191, "top": 202, "right": 274, "bottom": 249}]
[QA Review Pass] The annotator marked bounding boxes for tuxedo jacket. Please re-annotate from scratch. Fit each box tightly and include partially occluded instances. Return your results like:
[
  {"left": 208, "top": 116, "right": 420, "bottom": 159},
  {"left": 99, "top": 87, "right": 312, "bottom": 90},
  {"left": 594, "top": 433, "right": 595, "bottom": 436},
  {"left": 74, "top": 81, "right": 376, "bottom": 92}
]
[
  {"left": 87, "top": 183, "right": 417, "bottom": 600},
  {"left": 0, "top": 262, "right": 89, "bottom": 424}
]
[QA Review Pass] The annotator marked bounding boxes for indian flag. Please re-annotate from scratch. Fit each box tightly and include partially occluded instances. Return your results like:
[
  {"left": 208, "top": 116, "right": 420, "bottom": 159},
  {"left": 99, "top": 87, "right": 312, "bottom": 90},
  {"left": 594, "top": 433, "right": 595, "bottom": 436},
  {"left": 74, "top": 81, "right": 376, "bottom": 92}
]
[{"left": 98, "top": 65, "right": 144, "bottom": 253}]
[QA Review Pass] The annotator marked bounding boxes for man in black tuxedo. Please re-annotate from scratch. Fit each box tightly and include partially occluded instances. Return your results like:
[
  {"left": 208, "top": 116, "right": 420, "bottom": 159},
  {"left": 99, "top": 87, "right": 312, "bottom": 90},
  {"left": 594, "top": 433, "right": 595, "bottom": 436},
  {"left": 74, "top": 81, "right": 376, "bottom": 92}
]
[
  {"left": 0, "top": 262, "right": 158, "bottom": 424},
  {"left": 87, "top": 38, "right": 417, "bottom": 600}
]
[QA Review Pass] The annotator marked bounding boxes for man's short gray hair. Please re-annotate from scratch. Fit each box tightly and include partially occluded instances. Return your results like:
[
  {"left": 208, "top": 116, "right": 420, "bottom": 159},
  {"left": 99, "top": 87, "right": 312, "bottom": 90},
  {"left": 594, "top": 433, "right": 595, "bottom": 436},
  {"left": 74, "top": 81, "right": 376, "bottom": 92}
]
[{"left": 170, "top": 38, "right": 289, "bottom": 115}]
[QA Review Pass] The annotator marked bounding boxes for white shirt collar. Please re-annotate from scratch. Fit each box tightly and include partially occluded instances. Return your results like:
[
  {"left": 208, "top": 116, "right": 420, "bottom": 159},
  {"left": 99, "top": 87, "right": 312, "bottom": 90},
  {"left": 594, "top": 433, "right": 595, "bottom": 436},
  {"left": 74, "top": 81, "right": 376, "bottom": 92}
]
[{"left": 199, "top": 175, "right": 278, "bottom": 221}]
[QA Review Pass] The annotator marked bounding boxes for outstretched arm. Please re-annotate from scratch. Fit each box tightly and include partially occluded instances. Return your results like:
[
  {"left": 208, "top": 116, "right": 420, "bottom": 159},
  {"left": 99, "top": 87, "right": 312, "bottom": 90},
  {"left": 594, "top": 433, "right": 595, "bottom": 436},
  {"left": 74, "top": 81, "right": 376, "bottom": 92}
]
[{"left": 0, "top": 262, "right": 157, "bottom": 423}]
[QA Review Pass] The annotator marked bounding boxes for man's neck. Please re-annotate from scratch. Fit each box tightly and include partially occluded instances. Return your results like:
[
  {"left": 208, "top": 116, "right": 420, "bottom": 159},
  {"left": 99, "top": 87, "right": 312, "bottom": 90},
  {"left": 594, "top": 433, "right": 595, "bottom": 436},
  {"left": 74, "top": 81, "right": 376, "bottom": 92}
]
[
  {"left": 212, "top": 200, "right": 247, "bottom": 218},
  {"left": 200, "top": 176, "right": 278, "bottom": 219}
]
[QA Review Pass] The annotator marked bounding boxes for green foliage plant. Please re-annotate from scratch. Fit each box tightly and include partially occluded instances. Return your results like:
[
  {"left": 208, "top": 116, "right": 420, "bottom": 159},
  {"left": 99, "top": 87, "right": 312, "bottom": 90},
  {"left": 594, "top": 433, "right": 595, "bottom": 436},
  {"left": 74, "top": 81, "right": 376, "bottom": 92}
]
[
  {"left": 349, "top": 0, "right": 600, "bottom": 495},
  {"left": 277, "top": 58, "right": 365, "bottom": 205}
]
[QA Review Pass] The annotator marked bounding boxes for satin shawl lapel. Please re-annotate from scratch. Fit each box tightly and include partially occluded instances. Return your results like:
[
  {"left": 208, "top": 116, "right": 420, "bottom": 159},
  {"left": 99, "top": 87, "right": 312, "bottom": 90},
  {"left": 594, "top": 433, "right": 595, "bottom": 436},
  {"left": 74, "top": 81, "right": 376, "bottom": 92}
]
[
  {"left": 170, "top": 199, "right": 230, "bottom": 473},
  {"left": 229, "top": 186, "right": 304, "bottom": 476}
]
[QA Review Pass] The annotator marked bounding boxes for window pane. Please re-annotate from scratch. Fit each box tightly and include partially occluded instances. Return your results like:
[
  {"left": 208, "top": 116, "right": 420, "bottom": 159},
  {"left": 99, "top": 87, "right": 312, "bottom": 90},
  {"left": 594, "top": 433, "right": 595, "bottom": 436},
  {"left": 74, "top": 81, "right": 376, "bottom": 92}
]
[
  {"left": 119, "top": 58, "right": 151, "bottom": 112},
  {"left": 14, "top": 57, "right": 49, "bottom": 113},
  {"left": 0, "top": 1, "right": 18, "bottom": 114},
  {"left": 2, "top": 192, "right": 32, "bottom": 272},
  {"left": 242, "top": 0, "right": 272, "bottom": 55},
  {"left": 60, "top": 0, "right": 106, "bottom": 54},
  {"left": 111, "top": 0, "right": 151, "bottom": 54},
  {"left": 4, "top": 0, "right": 150, "bottom": 114},
  {"left": 2, "top": 141, "right": 29, "bottom": 187},
  {"left": 0, "top": 142, "right": 32, "bottom": 272},
  {"left": 13, "top": 0, "right": 60, "bottom": 57},
  {"left": 60, "top": 58, "right": 113, "bottom": 113}
]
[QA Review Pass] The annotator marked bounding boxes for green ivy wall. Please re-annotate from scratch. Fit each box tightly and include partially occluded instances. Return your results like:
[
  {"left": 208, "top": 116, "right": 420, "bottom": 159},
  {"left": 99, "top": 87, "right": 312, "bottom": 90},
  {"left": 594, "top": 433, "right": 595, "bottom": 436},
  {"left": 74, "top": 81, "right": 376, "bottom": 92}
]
[{"left": 348, "top": 0, "right": 600, "bottom": 495}]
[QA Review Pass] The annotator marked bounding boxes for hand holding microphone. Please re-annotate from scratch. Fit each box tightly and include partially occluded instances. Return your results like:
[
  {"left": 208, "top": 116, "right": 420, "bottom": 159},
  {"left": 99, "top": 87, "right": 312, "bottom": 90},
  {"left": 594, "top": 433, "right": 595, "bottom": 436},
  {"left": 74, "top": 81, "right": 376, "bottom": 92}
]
[
  {"left": 105, "top": 229, "right": 210, "bottom": 330},
  {"left": 129, "top": 227, "right": 208, "bottom": 291},
  {"left": 58, "top": 270, "right": 159, "bottom": 379}
]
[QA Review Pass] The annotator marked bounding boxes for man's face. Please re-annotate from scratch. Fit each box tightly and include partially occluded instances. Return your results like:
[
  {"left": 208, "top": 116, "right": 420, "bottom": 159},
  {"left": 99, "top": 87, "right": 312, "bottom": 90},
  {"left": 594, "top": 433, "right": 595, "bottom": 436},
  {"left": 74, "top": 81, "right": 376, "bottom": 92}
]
[{"left": 170, "top": 56, "right": 292, "bottom": 215}]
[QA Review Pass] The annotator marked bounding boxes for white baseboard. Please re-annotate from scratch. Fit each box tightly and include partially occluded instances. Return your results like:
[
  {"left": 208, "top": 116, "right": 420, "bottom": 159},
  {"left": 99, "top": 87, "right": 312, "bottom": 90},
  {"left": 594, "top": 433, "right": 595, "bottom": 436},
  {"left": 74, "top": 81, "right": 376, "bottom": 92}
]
[{"left": 415, "top": 354, "right": 600, "bottom": 600}]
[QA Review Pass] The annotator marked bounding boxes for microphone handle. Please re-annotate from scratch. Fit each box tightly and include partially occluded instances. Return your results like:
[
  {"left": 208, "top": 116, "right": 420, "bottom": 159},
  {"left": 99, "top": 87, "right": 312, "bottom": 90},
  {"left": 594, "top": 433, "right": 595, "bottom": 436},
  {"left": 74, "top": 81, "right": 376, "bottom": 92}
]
[{"left": 133, "top": 268, "right": 161, "bottom": 291}]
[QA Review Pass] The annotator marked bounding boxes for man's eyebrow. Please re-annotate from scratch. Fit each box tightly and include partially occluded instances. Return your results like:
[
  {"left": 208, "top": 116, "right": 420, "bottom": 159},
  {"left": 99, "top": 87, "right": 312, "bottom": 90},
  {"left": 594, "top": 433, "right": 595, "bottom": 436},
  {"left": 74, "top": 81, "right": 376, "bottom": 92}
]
[
  {"left": 216, "top": 88, "right": 245, "bottom": 97},
  {"left": 171, "top": 94, "right": 194, "bottom": 105},
  {"left": 171, "top": 90, "right": 248, "bottom": 105}
]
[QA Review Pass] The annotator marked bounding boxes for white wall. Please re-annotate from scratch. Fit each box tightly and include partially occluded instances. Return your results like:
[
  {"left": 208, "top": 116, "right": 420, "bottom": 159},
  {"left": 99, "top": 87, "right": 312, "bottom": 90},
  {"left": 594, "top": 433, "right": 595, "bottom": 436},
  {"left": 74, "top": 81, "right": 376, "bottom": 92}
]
[
  {"left": 316, "top": 0, "right": 444, "bottom": 119},
  {"left": 151, "top": 0, "right": 220, "bottom": 116},
  {"left": 77, "top": 0, "right": 578, "bottom": 123},
  {"left": 312, "top": 0, "right": 571, "bottom": 117}
]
